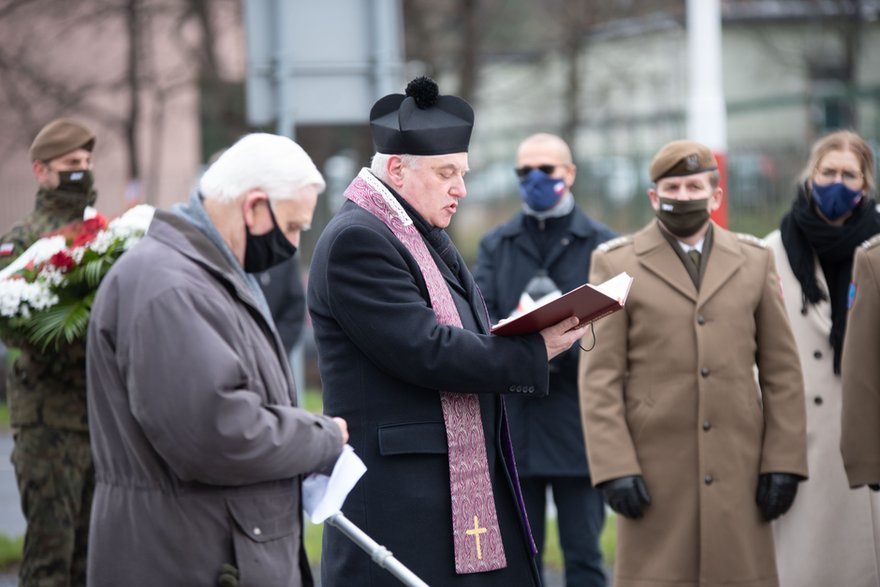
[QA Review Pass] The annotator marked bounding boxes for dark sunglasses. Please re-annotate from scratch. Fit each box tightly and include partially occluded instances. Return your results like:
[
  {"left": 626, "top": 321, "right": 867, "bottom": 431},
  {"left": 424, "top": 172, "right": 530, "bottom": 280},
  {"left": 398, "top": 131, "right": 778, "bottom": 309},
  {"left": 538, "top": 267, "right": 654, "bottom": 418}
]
[{"left": 515, "top": 164, "right": 557, "bottom": 178}]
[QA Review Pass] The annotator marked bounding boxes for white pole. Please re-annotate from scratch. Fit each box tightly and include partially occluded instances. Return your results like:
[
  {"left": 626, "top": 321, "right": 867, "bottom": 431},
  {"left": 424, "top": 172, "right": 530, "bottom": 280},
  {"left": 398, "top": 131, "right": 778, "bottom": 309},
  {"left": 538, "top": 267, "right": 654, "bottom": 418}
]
[
  {"left": 274, "top": 0, "right": 295, "bottom": 139},
  {"left": 327, "top": 513, "right": 431, "bottom": 587},
  {"left": 686, "top": 0, "right": 728, "bottom": 225},
  {"left": 686, "top": 0, "right": 726, "bottom": 149}
]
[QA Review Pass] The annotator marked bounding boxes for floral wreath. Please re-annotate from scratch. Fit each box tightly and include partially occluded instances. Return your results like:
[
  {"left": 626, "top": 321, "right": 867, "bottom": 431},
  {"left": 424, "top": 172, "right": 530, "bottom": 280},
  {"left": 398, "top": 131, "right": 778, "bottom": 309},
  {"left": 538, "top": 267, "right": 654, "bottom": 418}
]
[{"left": 0, "top": 204, "right": 155, "bottom": 350}]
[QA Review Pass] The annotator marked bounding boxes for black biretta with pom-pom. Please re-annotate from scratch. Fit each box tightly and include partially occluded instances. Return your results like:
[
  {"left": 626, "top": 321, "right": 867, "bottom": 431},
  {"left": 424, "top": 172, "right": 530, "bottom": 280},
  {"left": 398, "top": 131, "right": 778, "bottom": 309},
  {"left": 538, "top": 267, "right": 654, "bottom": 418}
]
[{"left": 369, "top": 76, "right": 474, "bottom": 156}]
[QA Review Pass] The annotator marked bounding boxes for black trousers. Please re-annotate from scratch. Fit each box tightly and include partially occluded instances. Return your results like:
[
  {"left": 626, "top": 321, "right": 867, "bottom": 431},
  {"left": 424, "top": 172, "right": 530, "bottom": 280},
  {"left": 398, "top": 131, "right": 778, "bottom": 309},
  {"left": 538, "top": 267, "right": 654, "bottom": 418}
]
[{"left": 520, "top": 476, "right": 607, "bottom": 587}]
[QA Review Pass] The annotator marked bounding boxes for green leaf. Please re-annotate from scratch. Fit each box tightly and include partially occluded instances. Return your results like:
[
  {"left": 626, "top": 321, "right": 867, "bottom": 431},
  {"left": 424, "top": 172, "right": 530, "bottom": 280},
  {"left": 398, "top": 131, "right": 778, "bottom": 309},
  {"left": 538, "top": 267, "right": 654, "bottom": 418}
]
[
  {"left": 26, "top": 297, "right": 91, "bottom": 351},
  {"left": 81, "top": 257, "right": 109, "bottom": 289}
]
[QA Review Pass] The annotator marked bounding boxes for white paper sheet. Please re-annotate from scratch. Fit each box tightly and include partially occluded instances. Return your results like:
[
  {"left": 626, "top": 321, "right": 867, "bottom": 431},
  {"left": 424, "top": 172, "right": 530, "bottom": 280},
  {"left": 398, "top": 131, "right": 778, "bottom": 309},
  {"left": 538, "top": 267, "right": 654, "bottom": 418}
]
[{"left": 302, "top": 444, "right": 367, "bottom": 524}]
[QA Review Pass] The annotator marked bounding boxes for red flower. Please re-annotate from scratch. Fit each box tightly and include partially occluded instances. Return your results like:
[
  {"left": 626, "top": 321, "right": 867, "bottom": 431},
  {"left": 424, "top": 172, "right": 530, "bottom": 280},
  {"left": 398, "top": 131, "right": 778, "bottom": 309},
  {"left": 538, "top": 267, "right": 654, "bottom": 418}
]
[
  {"left": 83, "top": 214, "right": 108, "bottom": 233},
  {"left": 44, "top": 214, "right": 108, "bottom": 248},
  {"left": 72, "top": 215, "right": 108, "bottom": 247},
  {"left": 48, "top": 251, "right": 75, "bottom": 272}
]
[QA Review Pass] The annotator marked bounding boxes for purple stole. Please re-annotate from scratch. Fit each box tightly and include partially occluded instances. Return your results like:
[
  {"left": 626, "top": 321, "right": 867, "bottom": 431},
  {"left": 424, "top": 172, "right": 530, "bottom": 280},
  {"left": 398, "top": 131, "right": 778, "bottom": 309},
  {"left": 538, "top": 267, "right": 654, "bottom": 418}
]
[{"left": 345, "top": 168, "right": 508, "bottom": 573}]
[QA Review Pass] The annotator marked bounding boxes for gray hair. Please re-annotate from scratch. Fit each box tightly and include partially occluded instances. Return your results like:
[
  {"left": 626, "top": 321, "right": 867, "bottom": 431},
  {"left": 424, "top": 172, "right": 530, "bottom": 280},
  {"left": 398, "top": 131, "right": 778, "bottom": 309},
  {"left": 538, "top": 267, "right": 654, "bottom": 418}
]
[
  {"left": 200, "top": 133, "right": 325, "bottom": 202},
  {"left": 370, "top": 152, "right": 420, "bottom": 181}
]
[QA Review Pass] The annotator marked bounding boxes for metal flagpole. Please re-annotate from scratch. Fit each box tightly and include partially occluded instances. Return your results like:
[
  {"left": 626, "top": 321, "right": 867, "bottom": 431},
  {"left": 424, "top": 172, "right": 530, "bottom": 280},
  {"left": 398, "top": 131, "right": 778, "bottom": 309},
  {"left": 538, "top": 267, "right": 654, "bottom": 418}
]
[{"left": 326, "top": 513, "right": 430, "bottom": 587}]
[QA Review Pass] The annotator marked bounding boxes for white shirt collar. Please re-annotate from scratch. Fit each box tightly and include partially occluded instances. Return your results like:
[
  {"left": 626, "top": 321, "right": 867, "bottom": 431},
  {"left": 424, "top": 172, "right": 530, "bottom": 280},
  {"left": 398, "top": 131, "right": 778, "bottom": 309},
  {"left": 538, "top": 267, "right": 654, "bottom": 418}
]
[{"left": 678, "top": 237, "right": 705, "bottom": 254}]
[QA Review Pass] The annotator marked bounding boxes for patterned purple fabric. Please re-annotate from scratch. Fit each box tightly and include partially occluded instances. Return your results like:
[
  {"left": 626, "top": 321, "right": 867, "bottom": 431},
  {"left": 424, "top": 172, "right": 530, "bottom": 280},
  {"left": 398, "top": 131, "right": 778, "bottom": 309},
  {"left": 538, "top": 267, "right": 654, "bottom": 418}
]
[{"left": 345, "top": 169, "right": 507, "bottom": 573}]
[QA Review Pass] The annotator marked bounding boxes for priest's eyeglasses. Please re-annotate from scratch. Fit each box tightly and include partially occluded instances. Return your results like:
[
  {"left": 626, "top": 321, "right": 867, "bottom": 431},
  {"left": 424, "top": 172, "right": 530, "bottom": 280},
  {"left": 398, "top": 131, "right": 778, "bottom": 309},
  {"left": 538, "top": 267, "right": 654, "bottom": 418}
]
[
  {"left": 515, "top": 164, "right": 557, "bottom": 178},
  {"left": 815, "top": 167, "right": 863, "bottom": 187}
]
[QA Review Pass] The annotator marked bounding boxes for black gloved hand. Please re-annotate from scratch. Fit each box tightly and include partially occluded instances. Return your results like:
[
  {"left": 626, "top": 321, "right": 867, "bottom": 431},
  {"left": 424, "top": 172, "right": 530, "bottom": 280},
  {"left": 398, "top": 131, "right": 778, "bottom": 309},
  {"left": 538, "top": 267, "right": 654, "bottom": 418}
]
[
  {"left": 869, "top": 484, "right": 880, "bottom": 492},
  {"left": 597, "top": 475, "right": 651, "bottom": 519},
  {"left": 756, "top": 472, "right": 802, "bottom": 521}
]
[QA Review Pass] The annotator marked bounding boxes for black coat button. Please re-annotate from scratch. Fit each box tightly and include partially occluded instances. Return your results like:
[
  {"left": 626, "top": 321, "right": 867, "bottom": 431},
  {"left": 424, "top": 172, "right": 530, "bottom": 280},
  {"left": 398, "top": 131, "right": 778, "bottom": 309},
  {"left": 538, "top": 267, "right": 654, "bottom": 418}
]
[
  {"left": 814, "top": 396, "right": 823, "bottom": 406},
  {"left": 703, "top": 420, "right": 711, "bottom": 431},
  {"left": 704, "top": 474, "right": 714, "bottom": 485},
  {"left": 697, "top": 315, "right": 706, "bottom": 325},
  {"left": 701, "top": 367, "right": 710, "bottom": 377},
  {"left": 813, "top": 350, "right": 822, "bottom": 359}
]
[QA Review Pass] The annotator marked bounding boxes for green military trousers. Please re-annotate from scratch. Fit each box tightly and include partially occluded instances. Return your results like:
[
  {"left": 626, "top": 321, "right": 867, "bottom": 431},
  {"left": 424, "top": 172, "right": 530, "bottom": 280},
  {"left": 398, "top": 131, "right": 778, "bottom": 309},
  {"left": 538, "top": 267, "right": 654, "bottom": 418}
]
[{"left": 11, "top": 426, "right": 94, "bottom": 587}]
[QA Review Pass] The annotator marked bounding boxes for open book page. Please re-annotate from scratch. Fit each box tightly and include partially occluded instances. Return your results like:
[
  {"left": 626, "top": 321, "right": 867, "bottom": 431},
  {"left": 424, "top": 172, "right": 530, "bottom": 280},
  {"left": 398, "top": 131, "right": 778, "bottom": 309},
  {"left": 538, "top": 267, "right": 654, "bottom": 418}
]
[{"left": 593, "top": 271, "right": 633, "bottom": 305}]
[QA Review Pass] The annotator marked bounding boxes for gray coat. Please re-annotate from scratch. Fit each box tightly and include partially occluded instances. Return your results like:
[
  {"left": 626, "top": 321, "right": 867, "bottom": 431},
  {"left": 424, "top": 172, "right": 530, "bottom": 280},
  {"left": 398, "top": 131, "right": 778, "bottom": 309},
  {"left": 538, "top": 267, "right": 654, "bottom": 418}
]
[{"left": 86, "top": 210, "right": 343, "bottom": 586}]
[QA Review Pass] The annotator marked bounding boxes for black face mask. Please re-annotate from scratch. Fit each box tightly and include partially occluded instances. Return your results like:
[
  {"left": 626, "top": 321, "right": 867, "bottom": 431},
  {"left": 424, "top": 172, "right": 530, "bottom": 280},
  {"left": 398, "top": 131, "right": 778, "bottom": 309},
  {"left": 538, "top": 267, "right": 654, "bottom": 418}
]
[
  {"left": 56, "top": 169, "right": 94, "bottom": 195},
  {"left": 655, "top": 196, "right": 711, "bottom": 238},
  {"left": 244, "top": 202, "right": 297, "bottom": 273}
]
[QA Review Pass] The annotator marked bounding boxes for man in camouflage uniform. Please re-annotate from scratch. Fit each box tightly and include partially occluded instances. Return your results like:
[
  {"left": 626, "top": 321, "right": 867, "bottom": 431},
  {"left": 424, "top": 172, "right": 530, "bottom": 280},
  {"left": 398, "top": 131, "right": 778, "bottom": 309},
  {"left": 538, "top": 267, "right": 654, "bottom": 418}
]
[{"left": 0, "top": 118, "right": 97, "bottom": 586}]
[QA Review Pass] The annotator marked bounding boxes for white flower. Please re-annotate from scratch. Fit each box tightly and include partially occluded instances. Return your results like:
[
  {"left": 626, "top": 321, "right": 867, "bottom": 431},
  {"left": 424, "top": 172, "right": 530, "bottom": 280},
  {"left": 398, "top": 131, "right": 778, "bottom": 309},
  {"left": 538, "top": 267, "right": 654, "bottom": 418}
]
[
  {"left": 87, "top": 231, "right": 114, "bottom": 255},
  {"left": 0, "top": 279, "right": 57, "bottom": 318},
  {"left": 40, "top": 267, "right": 65, "bottom": 287},
  {"left": 0, "top": 235, "right": 67, "bottom": 280},
  {"left": 108, "top": 205, "right": 155, "bottom": 236}
]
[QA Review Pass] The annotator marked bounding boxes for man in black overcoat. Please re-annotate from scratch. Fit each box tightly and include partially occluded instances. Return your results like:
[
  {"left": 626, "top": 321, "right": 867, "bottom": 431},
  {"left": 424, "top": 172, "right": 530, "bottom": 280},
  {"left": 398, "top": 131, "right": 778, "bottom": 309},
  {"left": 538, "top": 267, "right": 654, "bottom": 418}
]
[
  {"left": 473, "top": 133, "right": 616, "bottom": 586},
  {"left": 308, "top": 77, "right": 587, "bottom": 586}
]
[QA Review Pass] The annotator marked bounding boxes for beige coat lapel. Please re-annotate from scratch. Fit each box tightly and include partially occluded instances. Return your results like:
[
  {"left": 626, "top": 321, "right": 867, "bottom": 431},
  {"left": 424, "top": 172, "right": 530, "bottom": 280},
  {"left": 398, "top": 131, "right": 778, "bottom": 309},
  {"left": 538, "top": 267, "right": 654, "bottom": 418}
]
[
  {"left": 634, "top": 220, "right": 697, "bottom": 303},
  {"left": 698, "top": 225, "right": 745, "bottom": 308}
]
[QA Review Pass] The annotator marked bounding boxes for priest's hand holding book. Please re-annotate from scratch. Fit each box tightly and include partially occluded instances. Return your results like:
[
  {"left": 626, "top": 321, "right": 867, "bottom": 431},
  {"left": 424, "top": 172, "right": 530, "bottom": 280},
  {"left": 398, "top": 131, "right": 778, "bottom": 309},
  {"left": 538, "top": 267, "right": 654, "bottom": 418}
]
[
  {"left": 539, "top": 316, "right": 590, "bottom": 360},
  {"left": 492, "top": 272, "right": 633, "bottom": 361}
]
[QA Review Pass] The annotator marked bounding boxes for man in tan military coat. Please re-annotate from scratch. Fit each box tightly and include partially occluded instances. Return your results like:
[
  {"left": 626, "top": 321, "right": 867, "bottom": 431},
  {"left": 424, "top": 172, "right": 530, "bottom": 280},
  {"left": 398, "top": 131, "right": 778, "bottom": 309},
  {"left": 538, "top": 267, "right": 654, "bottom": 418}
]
[
  {"left": 842, "top": 233, "right": 880, "bottom": 489},
  {"left": 578, "top": 140, "right": 808, "bottom": 587}
]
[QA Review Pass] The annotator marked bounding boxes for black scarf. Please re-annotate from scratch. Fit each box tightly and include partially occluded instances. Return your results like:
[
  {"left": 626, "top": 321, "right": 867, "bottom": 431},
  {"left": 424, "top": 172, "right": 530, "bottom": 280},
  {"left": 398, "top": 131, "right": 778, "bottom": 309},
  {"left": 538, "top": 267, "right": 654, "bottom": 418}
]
[{"left": 779, "top": 185, "right": 880, "bottom": 373}]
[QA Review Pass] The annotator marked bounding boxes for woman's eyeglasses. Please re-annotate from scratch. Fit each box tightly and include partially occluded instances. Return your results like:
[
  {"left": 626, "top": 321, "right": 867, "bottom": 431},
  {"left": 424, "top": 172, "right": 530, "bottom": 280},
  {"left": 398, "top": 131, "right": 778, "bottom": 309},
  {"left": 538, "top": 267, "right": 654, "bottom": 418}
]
[
  {"left": 515, "top": 164, "right": 557, "bottom": 178},
  {"left": 815, "top": 167, "right": 863, "bottom": 185}
]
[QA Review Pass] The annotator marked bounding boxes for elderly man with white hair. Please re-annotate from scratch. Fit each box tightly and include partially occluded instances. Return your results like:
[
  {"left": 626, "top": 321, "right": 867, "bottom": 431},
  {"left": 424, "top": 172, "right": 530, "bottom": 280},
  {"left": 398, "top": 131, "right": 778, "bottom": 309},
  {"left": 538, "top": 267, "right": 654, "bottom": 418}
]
[{"left": 86, "top": 133, "right": 348, "bottom": 587}]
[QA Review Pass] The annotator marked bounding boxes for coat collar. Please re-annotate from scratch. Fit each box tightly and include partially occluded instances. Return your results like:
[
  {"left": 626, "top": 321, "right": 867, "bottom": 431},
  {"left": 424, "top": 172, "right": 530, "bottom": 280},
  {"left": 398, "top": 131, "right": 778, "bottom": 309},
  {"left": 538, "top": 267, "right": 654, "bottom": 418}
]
[
  {"left": 495, "top": 207, "right": 595, "bottom": 239},
  {"left": 345, "top": 193, "right": 490, "bottom": 335},
  {"left": 634, "top": 219, "right": 745, "bottom": 306},
  {"left": 698, "top": 224, "right": 746, "bottom": 307},
  {"left": 148, "top": 210, "right": 271, "bottom": 324},
  {"left": 498, "top": 207, "right": 594, "bottom": 268}
]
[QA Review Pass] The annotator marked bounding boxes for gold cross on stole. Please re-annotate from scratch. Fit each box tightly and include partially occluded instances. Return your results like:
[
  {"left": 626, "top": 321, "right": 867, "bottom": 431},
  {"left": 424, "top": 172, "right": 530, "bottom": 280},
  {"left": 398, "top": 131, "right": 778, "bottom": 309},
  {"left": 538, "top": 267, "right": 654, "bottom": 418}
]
[{"left": 465, "top": 515, "right": 488, "bottom": 560}]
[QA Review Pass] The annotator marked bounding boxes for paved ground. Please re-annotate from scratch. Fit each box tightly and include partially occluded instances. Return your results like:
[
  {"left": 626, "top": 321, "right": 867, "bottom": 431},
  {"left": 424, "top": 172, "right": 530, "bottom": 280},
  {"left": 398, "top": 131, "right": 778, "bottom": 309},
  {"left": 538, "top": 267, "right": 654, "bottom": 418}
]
[
  {"left": 0, "top": 429, "right": 578, "bottom": 586},
  {"left": 0, "top": 432, "right": 25, "bottom": 538},
  {"left": 0, "top": 430, "right": 22, "bottom": 585}
]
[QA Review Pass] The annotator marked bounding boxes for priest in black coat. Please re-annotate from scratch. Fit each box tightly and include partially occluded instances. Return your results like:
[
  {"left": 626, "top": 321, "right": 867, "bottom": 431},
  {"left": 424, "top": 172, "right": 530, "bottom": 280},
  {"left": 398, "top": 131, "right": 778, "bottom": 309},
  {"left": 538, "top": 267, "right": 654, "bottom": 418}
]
[{"left": 308, "top": 77, "right": 588, "bottom": 586}]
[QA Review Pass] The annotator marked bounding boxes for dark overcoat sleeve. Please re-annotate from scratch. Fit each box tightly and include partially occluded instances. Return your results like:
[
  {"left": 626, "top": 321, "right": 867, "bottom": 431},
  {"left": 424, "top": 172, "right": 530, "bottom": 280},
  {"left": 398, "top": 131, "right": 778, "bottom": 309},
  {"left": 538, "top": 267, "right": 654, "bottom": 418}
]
[
  {"left": 472, "top": 230, "right": 503, "bottom": 325},
  {"left": 316, "top": 219, "right": 550, "bottom": 396}
]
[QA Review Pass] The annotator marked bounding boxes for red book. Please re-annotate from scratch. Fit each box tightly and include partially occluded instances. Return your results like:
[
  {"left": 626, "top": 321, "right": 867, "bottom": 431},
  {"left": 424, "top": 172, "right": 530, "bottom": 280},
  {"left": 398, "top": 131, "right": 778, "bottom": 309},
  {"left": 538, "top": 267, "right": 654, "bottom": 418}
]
[{"left": 490, "top": 272, "right": 633, "bottom": 337}]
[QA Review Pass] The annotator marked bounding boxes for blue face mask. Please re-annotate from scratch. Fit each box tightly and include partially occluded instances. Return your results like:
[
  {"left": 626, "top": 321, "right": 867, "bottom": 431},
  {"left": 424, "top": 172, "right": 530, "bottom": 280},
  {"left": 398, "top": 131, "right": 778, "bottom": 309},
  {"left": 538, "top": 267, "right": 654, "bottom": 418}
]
[
  {"left": 519, "top": 169, "right": 566, "bottom": 212},
  {"left": 811, "top": 181, "right": 863, "bottom": 221}
]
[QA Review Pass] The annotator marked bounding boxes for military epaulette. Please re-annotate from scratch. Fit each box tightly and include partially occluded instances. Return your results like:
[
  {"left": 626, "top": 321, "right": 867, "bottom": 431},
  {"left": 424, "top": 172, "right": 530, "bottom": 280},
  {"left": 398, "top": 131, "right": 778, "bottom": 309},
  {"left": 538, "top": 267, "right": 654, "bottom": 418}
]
[
  {"left": 735, "top": 233, "right": 767, "bottom": 249},
  {"left": 597, "top": 235, "right": 633, "bottom": 253},
  {"left": 860, "top": 234, "right": 880, "bottom": 250}
]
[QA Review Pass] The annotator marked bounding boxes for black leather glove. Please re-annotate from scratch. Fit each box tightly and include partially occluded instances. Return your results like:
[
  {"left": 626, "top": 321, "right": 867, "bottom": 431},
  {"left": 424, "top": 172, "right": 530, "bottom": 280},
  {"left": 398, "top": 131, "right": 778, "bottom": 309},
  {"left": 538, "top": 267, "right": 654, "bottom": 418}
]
[
  {"left": 756, "top": 472, "right": 802, "bottom": 521},
  {"left": 597, "top": 475, "right": 651, "bottom": 519}
]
